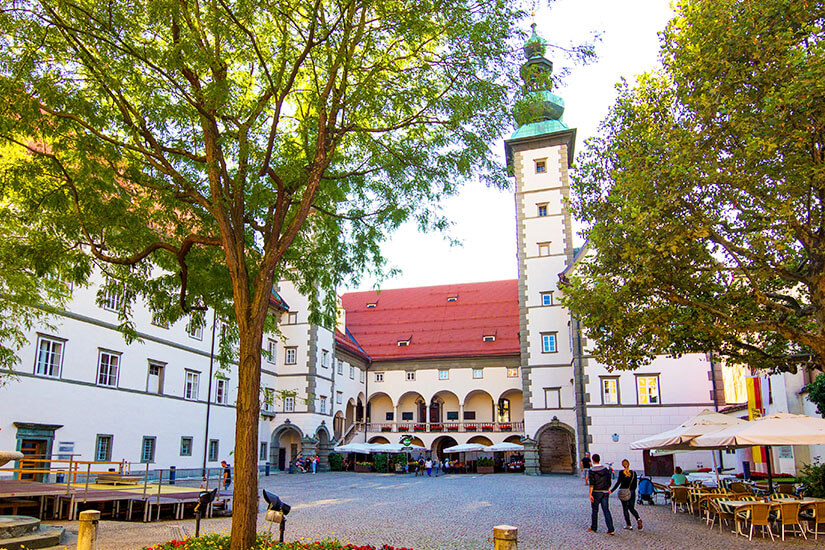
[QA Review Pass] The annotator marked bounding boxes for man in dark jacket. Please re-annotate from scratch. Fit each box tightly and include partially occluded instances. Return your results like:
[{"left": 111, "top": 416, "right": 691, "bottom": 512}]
[{"left": 587, "top": 454, "right": 614, "bottom": 535}]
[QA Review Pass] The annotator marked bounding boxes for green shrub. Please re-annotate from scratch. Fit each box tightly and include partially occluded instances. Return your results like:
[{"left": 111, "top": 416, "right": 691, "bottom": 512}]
[
  {"left": 143, "top": 534, "right": 413, "bottom": 550},
  {"left": 328, "top": 452, "right": 343, "bottom": 472},
  {"left": 798, "top": 459, "right": 825, "bottom": 498},
  {"left": 477, "top": 456, "right": 494, "bottom": 467},
  {"left": 373, "top": 453, "right": 388, "bottom": 472},
  {"left": 807, "top": 372, "right": 825, "bottom": 418}
]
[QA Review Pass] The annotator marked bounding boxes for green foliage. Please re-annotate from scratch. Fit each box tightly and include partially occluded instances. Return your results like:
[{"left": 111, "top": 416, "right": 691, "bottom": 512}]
[
  {"left": 477, "top": 456, "right": 494, "bottom": 466},
  {"left": 327, "top": 452, "right": 343, "bottom": 472},
  {"left": 143, "top": 534, "right": 413, "bottom": 550},
  {"left": 566, "top": 0, "right": 825, "bottom": 373},
  {"left": 807, "top": 373, "right": 825, "bottom": 418},
  {"left": 373, "top": 453, "right": 388, "bottom": 472},
  {"left": 798, "top": 460, "right": 825, "bottom": 499}
]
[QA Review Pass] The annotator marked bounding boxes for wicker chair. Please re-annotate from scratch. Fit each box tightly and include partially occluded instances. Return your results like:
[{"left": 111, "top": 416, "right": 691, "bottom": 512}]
[
  {"left": 671, "top": 486, "right": 690, "bottom": 514},
  {"left": 770, "top": 493, "right": 797, "bottom": 501},
  {"left": 730, "top": 481, "right": 753, "bottom": 494},
  {"left": 735, "top": 502, "right": 774, "bottom": 541},
  {"left": 776, "top": 502, "right": 808, "bottom": 541},
  {"left": 804, "top": 501, "right": 825, "bottom": 540},
  {"left": 709, "top": 498, "right": 734, "bottom": 532},
  {"left": 777, "top": 483, "right": 797, "bottom": 494},
  {"left": 700, "top": 494, "right": 728, "bottom": 526},
  {"left": 652, "top": 482, "right": 671, "bottom": 504}
]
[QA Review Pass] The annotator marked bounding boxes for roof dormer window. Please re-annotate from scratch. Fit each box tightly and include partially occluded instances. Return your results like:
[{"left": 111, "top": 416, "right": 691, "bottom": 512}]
[
  {"left": 483, "top": 335, "right": 496, "bottom": 343},
  {"left": 366, "top": 303, "right": 377, "bottom": 309},
  {"left": 447, "top": 295, "right": 458, "bottom": 302},
  {"left": 397, "top": 339, "right": 410, "bottom": 347}
]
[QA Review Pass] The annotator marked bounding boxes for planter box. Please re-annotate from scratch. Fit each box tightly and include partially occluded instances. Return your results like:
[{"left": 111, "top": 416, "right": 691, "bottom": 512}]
[
  {"left": 499, "top": 425, "right": 512, "bottom": 432},
  {"left": 354, "top": 464, "right": 371, "bottom": 473},
  {"left": 477, "top": 466, "right": 494, "bottom": 474},
  {"left": 381, "top": 427, "right": 392, "bottom": 432},
  {"left": 431, "top": 425, "right": 443, "bottom": 432},
  {"left": 464, "top": 426, "right": 477, "bottom": 431},
  {"left": 481, "top": 427, "right": 494, "bottom": 432}
]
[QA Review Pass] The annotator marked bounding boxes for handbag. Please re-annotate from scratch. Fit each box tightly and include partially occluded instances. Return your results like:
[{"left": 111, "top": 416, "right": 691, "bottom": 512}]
[{"left": 618, "top": 472, "right": 635, "bottom": 502}]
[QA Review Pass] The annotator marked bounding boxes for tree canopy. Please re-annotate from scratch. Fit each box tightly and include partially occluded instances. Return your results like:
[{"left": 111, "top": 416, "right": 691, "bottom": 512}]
[
  {"left": 0, "top": 1, "right": 530, "bottom": 547},
  {"left": 566, "top": 0, "right": 825, "bottom": 375}
]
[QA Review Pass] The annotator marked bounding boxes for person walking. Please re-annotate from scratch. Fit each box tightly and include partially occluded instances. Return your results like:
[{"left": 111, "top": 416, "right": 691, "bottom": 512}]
[
  {"left": 425, "top": 457, "right": 433, "bottom": 477},
  {"left": 580, "top": 452, "right": 592, "bottom": 485},
  {"left": 221, "top": 460, "right": 232, "bottom": 490},
  {"left": 587, "top": 454, "right": 614, "bottom": 535},
  {"left": 611, "top": 459, "right": 643, "bottom": 530},
  {"left": 311, "top": 455, "right": 318, "bottom": 474}
]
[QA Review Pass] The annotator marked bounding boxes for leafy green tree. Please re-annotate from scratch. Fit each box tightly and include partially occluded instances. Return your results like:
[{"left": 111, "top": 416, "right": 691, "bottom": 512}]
[
  {"left": 807, "top": 373, "right": 825, "bottom": 418},
  {"left": 566, "top": 0, "right": 825, "bottom": 375},
  {"left": 0, "top": 1, "right": 526, "bottom": 546}
]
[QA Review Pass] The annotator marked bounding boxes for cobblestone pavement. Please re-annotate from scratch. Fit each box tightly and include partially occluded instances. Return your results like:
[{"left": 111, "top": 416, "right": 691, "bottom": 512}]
[{"left": 52, "top": 472, "right": 821, "bottom": 549}]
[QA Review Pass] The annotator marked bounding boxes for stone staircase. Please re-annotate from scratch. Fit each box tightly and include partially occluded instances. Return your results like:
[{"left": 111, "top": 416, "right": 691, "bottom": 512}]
[{"left": 0, "top": 516, "right": 64, "bottom": 550}]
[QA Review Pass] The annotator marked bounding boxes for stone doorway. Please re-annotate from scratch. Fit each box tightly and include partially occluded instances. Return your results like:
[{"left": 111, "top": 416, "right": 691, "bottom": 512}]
[{"left": 537, "top": 423, "right": 575, "bottom": 474}]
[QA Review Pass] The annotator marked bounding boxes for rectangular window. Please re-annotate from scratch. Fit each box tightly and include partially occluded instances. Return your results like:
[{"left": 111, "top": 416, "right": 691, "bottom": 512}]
[
  {"left": 180, "top": 437, "right": 193, "bottom": 456},
  {"left": 215, "top": 378, "right": 228, "bottom": 404},
  {"left": 285, "top": 347, "right": 297, "bottom": 365},
  {"left": 322, "top": 350, "right": 329, "bottom": 368},
  {"left": 35, "top": 335, "right": 64, "bottom": 377},
  {"left": 446, "top": 411, "right": 459, "bottom": 421},
  {"left": 184, "top": 370, "right": 200, "bottom": 400},
  {"left": 260, "top": 442, "right": 268, "bottom": 461},
  {"left": 385, "top": 412, "right": 394, "bottom": 421},
  {"left": 101, "top": 282, "right": 125, "bottom": 312},
  {"left": 147, "top": 362, "right": 164, "bottom": 394},
  {"left": 336, "top": 391, "right": 343, "bottom": 404},
  {"left": 507, "top": 367, "right": 519, "bottom": 378},
  {"left": 150, "top": 312, "right": 169, "bottom": 329},
  {"left": 337, "top": 360, "right": 343, "bottom": 375},
  {"left": 261, "top": 387, "right": 274, "bottom": 411},
  {"left": 95, "top": 434, "right": 113, "bottom": 462},
  {"left": 537, "top": 204, "right": 548, "bottom": 217},
  {"left": 406, "top": 371, "right": 415, "bottom": 381},
  {"left": 319, "top": 396, "right": 327, "bottom": 414},
  {"left": 438, "top": 370, "right": 449, "bottom": 380},
  {"left": 187, "top": 318, "right": 204, "bottom": 340},
  {"left": 602, "top": 378, "right": 619, "bottom": 405},
  {"left": 284, "top": 396, "right": 295, "bottom": 412},
  {"left": 463, "top": 411, "right": 476, "bottom": 420},
  {"left": 637, "top": 376, "right": 660, "bottom": 405},
  {"left": 266, "top": 338, "right": 277, "bottom": 364},
  {"left": 472, "top": 368, "right": 483, "bottom": 379},
  {"left": 482, "top": 335, "right": 496, "bottom": 342},
  {"left": 538, "top": 242, "right": 551, "bottom": 256},
  {"left": 375, "top": 372, "right": 384, "bottom": 382},
  {"left": 540, "top": 292, "right": 554, "bottom": 306},
  {"left": 96, "top": 350, "right": 121, "bottom": 387},
  {"left": 208, "top": 439, "right": 219, "bottom": 462},
  {"left": 349, "top": 365, "right": 355, "bottom": 379},
  {"left": 535, "top": 159, "right": 547, "bottom": 173},
  {"left": 544, "top": 388, "right": 561, "bottom": 409},
  {"left": 141, "top": 436, "right": 156, "bottom": 463},
  {"left": 541, "top": 333, "right": 558, "bottom": 353},
  {"left": 287, "top": 311, "right": 298, "bottom": 325},
  {"left": 359, "top": 369, "right": 364, "bottom": 382},
  {"left": 401, "top": 411, "right": 414, "bottom": 421}
]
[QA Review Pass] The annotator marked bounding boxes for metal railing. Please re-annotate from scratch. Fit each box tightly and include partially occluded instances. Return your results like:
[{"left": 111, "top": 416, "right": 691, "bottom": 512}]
[{"left": 359, "top": 421, "right": 524, "bottom": 434}]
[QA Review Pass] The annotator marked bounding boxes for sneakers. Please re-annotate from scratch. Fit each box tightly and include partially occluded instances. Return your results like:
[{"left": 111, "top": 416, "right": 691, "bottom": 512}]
[
  {"left": 607, "top": 531, "right": 615, "bottom": 536},
  {"left": 637, "top": 519, "right": 643, "bottom": 530},
  {"left": 587, "top": 528, "right": 596, "bottom": 533},
  {"left": 624, "top": 525, "right": 634, "bottom": 530}
]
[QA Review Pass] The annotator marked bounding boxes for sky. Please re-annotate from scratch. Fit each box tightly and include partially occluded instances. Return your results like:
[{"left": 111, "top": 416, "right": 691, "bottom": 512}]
[{"left": 344, "top": 0, "right": 676, "bottom": 292}]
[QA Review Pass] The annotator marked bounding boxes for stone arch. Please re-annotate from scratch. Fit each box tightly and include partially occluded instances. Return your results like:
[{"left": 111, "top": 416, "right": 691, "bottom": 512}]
[
  {"left": 504, "top": 434, "right": 523, "bottom": 444},
  {"left": 345, "top": 398, "right": 356, "bottom": 429},
  {"left": 314, "top": 423, "right": 333, "bottom": 472},
  {"left": 431, "top": 435, "right": 458, "bottom": 459},
  {"left": 535, "top": 419, "right": 576, "bottom": 474},
  {"left": 333, "top": 411, "right": 345, "bottom": 440},
  {"left": 467, "top": 435, "right": 493, "bottom": 446},
  {"left": 462, "top": 389, "right": 495, "bottom": 423},
  {"left": 270, "top": 423, "right": 304, "bottom": 471},
  {"left": 430, "top": 390, "right": 460, "bottom": 424},
  {"left": 397, "top": 391, "right": 426, "bottom": 423},
  {"left": 367, "top": 392, "right": 394, "bottom": 423},
  {"left": 356, "top": 392, "right": 366, "bottom": 422},
  {"left": 368, "top": 435, "right": 390, "bottom": 444},
  {"left": 497, "top": 388, "right": 524, "bottom": 424}
]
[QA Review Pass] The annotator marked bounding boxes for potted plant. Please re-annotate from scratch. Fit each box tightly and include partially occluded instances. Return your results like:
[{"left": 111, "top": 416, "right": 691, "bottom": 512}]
[
  {"left": 413, "top": 424, "right": 426, "bottom": 432},
  {"left": 354, "top": 461, "right": 372, "bottom": 473},
  {"left": 381, "top": 425, "right": 392, "bottom": 432},
  {"left": 477, "top": 456, "right": 495, "bottom": 474},
  {"left": 499, "top": 424, "right": 512, "bottom": 431},
  {"left": 464, "top": 424, "right": 477, "bottom": 431},
  {"left": 446, "top": 425, "right": 459, "bottom": 432},
  {"left": 398, "top": 424, "right": 410, "bottom": 432},
  {"left": 481, "top": 424, "right": 494, "bottom": 432},
  {"left": 431, "top": 424, "right": 443, "bottom": 432}
]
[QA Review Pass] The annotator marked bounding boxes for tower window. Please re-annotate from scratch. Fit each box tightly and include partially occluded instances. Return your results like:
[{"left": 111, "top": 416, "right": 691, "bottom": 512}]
[
  {"left": 535, "top": 159, "right": 547, "bottom": 173},
  {"left": 538, "top": 242, "right": 551, "bottom": 256},
  {"left": 537, "top": 204, "right": 548, "bottom": 217}
]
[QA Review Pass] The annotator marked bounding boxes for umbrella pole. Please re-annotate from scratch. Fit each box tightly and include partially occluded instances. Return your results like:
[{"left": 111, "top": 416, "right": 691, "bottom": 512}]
[
  {"left": 712, "top": 452, "right": 720, "bottom": 488},
  {"left": 765, "top": 446, "right": 773, "bottom": 495}
]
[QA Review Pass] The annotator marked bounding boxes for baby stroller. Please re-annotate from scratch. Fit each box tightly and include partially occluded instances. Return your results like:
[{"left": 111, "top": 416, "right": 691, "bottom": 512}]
[{"left": 637, "top": 476, "right": 655, "bottom": 505}]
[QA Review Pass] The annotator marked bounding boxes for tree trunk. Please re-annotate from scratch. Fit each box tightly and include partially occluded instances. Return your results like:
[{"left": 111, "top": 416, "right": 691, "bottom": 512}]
[{"left": 230, "top": 322, "right": 265, "bottom": 550}]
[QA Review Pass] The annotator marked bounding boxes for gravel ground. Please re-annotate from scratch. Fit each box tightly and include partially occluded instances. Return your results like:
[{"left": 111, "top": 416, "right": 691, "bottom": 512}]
[{"left": 48, "top": 472, "right": 821, "bottom": 550}]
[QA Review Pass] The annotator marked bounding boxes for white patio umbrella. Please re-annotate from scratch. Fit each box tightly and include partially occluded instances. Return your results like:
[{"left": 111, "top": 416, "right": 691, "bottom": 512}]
[
  {"left": 488, "top": 442, "right": 524, "bottom": 452},
  {"left": 333, "top": 442, "right": 374, "bottom": 453},
  {"left": 692, "top": 412, "right": 825, "bottom": 492},
  {"left": 443, "top": 443, "right": 490, "bottom": 453},
  {"left": 630, "top": 409, "right": 746, "bottom": 487}
]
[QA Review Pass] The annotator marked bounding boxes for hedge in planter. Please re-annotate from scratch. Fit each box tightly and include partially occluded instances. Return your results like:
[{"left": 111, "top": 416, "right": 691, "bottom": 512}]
[{"left": 144, "top": 534, "right": 414, "bottom": 550}]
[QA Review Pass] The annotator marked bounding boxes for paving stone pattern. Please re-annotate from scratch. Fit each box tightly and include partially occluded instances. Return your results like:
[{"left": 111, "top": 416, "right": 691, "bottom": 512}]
[{"left": 52, "top": 472, "right": 821, "bottom": 549}]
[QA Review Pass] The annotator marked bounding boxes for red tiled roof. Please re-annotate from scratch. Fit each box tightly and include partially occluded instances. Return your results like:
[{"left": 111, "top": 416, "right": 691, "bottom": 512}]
[
  {"left": 341, "top": 280, "right": 519, "bottom": 361},
  {"left": 335, "top": 329, "right": 370, "bottom": 361}
]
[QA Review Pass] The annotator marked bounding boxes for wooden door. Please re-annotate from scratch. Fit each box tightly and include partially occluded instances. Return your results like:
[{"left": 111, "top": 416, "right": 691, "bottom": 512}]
[
  {"left": 19, "top": 439, "right": 47, "bottom": 481},
  {"left": 643, "top": 449, "right": 674, "bottom": 477},
  {"left": 538, "top": 429, "right": 574, "bottom": 474},
  {"left": 278, "top": 448, "right": 287, "bottom": 471}
]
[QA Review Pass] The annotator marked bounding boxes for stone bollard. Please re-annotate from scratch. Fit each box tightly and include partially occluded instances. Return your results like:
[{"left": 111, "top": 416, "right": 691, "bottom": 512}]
[
  {"left": 77, "top": 510, "right": 100, "bottom": 550},
  {"left": 493, "top": 525, "right": 517, "bottom": 550}
]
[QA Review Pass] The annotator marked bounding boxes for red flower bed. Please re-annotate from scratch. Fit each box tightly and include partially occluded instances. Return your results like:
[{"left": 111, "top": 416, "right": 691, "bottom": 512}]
[{"left": 144, "top": 534, "right": 413, "bottom": 550}]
